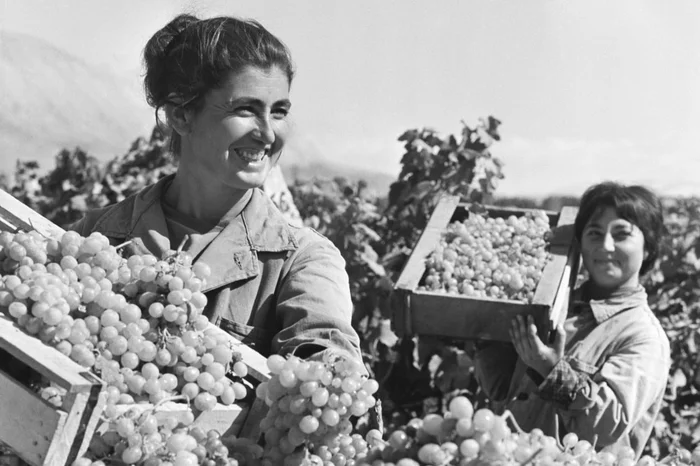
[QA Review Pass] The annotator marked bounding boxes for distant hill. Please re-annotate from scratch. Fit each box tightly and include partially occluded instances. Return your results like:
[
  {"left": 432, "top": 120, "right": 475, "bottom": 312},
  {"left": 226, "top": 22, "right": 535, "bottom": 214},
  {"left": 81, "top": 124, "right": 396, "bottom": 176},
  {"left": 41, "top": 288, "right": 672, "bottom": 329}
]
[{"left": 0, "top": 30, "right": 153, "bottom": 173}]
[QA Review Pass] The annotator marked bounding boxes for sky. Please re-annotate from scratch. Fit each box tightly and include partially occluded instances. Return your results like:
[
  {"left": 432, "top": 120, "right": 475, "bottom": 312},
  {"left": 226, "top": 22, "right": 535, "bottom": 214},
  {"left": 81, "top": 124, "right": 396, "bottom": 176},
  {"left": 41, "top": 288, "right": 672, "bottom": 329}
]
[{"left": 2, "top": 0, "right": 699, "bottom": 198}]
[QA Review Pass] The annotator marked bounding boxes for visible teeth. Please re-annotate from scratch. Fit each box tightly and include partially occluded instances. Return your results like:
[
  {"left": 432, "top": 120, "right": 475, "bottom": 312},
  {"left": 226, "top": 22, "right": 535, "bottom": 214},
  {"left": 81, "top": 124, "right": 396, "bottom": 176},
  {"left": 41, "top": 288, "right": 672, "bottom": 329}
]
[{"left": 236, "top": 148, "right": 267, "bottom": 162}]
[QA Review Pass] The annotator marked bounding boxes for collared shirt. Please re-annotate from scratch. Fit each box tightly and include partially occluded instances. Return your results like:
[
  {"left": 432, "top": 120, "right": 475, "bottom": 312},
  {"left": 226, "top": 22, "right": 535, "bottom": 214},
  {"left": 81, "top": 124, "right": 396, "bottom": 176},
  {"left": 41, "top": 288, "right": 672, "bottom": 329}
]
[
  {"left": 474, "top": 282, "right": 671, "bottom": 459},
  {"left": 70, "top": 175, "right": 364, "bottom": 367}
]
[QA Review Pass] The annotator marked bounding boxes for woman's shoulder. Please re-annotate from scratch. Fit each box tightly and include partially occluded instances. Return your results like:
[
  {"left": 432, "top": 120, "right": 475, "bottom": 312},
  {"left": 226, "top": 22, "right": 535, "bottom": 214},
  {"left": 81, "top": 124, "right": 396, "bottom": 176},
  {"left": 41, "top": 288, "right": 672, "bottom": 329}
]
[
  {"left": 289, "top": 223, "right": 337, "bottom": 251},
  {"left": 613, "top": 302, "right": 670, "bottom": 355},
  {"left": 71, "top": 181, "right": 164, "bottom": 237}
]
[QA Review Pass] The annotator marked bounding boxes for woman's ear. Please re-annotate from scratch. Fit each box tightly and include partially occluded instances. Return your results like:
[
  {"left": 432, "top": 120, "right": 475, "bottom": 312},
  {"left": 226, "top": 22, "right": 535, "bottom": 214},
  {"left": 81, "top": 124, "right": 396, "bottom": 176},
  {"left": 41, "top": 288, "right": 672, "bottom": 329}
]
[{"left": 164, "top": 103, "right": 192, "bottom": 136}]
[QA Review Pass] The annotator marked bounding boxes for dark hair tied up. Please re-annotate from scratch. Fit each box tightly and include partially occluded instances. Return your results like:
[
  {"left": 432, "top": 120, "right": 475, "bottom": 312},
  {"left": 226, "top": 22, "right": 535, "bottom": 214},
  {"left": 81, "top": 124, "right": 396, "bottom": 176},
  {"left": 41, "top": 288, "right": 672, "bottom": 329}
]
[{"left": 142, "top": 14, "right": 295, "bottom": 154}]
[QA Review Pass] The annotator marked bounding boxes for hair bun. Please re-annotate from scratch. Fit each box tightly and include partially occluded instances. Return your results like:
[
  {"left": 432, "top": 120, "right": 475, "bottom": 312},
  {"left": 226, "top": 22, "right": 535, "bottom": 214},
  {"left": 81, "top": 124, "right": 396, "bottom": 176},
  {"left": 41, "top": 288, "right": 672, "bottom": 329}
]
[{"left": 142, "top": 14, "right": 199, "bottom": 108}]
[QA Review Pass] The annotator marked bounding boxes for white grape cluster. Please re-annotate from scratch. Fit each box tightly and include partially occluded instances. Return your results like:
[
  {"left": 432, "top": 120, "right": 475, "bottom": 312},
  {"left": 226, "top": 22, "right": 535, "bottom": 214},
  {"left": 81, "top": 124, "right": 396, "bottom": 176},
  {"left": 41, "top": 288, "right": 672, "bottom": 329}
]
[
  {"left": 255, "top": 353, "right": 379, "bottom": 466},
  {"left": 0, "top": 230, "right": 248, "bottom": 413},
  {"left": 419, "top": 211, "right": 552, "bottom": 303},
  {"left": 353, "top": 395, "right": 689, "bottom": 466},
  {"left": 72, "top": 402, "right": 263, "bottom": 466}
]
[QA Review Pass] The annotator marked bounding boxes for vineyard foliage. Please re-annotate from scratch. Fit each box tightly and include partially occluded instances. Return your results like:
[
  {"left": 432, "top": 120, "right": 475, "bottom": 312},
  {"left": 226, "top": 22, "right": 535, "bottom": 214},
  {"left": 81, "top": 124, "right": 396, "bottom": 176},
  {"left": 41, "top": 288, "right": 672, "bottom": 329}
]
[{"left": 1, "top": 118, "right": 699, "bottom": 457}]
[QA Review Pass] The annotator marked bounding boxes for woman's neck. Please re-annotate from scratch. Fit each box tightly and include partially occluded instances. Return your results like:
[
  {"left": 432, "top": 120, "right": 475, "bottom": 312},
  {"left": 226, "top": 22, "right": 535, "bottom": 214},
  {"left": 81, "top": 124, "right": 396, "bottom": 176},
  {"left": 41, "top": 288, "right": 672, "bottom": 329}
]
[
  {"left": 585, "top": 279, "right": 641, "bottom": 301},
  {"left": 164, "top": 168, "right": 253, "bottom": 225}
]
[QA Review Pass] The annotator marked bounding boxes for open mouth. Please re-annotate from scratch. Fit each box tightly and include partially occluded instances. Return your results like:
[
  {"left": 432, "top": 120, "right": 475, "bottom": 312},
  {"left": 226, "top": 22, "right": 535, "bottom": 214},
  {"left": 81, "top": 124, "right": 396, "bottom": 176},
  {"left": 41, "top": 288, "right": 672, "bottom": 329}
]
[{"left": 234, "top": 147, "right": 270, "bottom": 164}]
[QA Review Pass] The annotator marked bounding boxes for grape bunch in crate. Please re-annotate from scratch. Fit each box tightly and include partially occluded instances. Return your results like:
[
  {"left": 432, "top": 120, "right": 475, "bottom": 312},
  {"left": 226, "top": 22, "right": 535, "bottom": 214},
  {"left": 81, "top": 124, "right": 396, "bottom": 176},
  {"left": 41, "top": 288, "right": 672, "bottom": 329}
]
[{"left": 418, "top": 208, "right": 553, "bottom": 302}]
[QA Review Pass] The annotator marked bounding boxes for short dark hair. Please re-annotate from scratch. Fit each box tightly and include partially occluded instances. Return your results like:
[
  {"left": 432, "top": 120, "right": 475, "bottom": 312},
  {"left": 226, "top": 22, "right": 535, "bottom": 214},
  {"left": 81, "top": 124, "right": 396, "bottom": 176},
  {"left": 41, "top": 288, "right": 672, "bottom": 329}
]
[
  {"left": 142, "top": 14, "right": 295, "bottom": 154},
  {"left": 574, "top": 181, "right": 665, "bottom": 275}
]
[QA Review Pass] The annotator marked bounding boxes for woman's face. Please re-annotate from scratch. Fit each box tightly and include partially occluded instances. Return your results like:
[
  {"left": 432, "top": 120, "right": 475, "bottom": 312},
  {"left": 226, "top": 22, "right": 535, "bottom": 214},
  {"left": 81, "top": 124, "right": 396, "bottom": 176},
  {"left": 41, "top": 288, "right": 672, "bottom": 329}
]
[
  {"left": 580, "top": 206, "right": 646, "bottom": 291},
  {"left": 180, "top": 65, "right": 291, "bottom": 190}
]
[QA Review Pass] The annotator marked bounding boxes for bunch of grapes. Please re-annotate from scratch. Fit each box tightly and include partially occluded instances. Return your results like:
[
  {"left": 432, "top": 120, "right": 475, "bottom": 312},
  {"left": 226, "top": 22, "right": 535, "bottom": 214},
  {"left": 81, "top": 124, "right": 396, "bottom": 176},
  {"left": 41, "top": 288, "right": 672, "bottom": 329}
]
[
  {"left": 419, "top": 211, "right": 552, "bottom": 303},
  {"left": 254, "top": 353, "right": 379, "bottom": 466},
  {"left": 0, "top": 229, "right": 249, "bottom": 413},
  {"left": 353, "top": 395, "right": 689, "bottom": 466},
  {"left": 72, "top": 402, "right": 263, "bottom": 466}
]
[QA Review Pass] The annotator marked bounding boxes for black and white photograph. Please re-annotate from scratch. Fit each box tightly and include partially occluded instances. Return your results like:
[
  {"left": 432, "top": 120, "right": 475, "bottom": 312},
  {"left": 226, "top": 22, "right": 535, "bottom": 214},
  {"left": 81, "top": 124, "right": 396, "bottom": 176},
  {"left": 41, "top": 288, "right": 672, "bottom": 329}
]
[{"left": 0, "top": 2, "right": 699, "bottom": 465}]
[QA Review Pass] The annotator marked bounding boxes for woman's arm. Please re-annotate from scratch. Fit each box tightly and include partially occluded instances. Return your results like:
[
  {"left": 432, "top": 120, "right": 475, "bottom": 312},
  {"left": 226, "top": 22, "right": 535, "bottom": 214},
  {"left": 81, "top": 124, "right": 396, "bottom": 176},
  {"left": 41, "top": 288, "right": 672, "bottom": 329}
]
[
  {"left": 272, "top": 231, "right": 365, "bottom": 370},
  {"left": 473, "top": 341, "right": 519, "bottom": 402},
  {"left": 542, "top": 334, "right": 669, "bottom": 448}
]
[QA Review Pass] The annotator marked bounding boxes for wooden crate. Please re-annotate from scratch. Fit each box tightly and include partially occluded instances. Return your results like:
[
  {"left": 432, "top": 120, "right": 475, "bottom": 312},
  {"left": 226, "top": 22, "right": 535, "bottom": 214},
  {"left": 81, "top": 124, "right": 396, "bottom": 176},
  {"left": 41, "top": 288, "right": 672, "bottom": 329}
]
[
  {"left": 0, "top": 188, "right": 271, "bottom": 464},
  {"left": 0, "top": 313, "right": 106, "bottom": 466},
  {"left": 393, "top": 195, "right": 580, "bottom": 341}
]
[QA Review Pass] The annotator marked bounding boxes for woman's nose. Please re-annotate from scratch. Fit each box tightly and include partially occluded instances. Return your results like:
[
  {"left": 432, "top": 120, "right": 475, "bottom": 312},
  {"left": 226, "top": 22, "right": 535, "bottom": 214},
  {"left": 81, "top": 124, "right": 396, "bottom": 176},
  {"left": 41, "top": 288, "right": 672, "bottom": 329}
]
[
  {"left": 253, "top": 117, "right": 275, "bottom": 144},
  {"left": 602, "top": 232, "right": 615, "bottom": 251}
]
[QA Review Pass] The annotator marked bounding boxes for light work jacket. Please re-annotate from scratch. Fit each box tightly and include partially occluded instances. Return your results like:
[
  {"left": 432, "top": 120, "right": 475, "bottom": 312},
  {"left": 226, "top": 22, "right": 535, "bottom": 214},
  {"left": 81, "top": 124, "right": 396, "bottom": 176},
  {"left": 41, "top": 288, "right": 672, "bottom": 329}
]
[
  {"left": 70, "top": 175, "right": 364, "bottom": 365},
  {"left": 473, "top": 284, "right": 671, "bottom": 459}
]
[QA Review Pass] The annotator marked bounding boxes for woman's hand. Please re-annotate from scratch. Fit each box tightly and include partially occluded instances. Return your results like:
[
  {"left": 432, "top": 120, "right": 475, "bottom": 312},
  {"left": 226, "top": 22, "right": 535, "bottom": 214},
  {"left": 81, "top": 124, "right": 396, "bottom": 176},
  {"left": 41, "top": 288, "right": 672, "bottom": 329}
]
[{"left": 510, "top": 315, "right": 566, "bottom": 379}]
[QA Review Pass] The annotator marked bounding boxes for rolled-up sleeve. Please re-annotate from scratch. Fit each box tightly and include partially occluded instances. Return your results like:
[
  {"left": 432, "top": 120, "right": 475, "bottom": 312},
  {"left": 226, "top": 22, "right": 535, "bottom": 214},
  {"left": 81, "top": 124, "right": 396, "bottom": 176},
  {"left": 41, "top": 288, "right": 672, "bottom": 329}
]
[
  {"left": 272, "top": 233, "right": 365, "bottom": 371},
  {"left": 544, "top": 335, "right": 669, "bottom": 449}
]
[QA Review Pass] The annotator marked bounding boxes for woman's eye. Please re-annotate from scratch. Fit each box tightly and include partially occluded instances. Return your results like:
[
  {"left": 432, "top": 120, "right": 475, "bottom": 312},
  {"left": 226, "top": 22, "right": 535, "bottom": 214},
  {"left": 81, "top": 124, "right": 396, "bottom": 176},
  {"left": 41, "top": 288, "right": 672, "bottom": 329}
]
[
  {"left": 235, "top": 106, "right": 256, "bottom": 115},
  {"left": 272, "top": 108, "right": 289, "bottom": 118}
]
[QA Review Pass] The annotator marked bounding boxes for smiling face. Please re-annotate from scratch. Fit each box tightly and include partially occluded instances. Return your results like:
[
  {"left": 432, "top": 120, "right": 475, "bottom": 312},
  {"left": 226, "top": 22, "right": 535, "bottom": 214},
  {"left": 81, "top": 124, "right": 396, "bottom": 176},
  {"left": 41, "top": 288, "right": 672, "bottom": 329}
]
[
  {"left": 580, "top": 206, "right": 647, "bottom": 291},
  {"left": 178, "top": 65, "right": 291, "bottom": 190}
]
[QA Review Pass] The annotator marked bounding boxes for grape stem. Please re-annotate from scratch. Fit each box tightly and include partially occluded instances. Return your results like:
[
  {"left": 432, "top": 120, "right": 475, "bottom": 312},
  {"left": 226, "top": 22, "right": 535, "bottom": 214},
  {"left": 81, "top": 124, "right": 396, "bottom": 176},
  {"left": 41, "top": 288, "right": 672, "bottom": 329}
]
[
  {"left": 520, "top": 447, "right": 544, "bottom": 466},
  {"left": 115, "top": 240, "right": 133, "bottom": 250},
  {"left": 176, "top": 234, "right": 189, "bottom": 254},
  {"left": 501, "top": 410, "right": 525, "bottom": 435}
]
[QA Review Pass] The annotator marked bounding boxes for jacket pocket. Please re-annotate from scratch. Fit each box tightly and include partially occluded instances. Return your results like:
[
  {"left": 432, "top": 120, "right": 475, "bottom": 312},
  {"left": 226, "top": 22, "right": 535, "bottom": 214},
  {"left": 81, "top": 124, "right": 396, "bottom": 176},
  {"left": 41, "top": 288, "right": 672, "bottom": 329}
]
[{"left": 218, "top": 318, "right": 274, "bottom": 356}]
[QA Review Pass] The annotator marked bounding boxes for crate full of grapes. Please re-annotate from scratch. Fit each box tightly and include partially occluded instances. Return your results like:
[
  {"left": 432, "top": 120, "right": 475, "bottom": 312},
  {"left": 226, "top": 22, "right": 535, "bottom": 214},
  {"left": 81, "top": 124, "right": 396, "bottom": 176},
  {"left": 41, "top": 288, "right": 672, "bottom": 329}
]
[
  {"left": 393, "top": 195, "right": 580, "bottom": 341},
  {"left": 0, "top": 188, "right": 271, "bottom": 465}
]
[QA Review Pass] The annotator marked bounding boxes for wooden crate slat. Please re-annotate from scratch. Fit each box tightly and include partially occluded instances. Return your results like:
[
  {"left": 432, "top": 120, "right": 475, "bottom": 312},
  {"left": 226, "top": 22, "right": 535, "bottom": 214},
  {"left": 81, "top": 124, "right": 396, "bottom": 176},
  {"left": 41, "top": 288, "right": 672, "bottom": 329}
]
[
  {"left": 408, "top": 291, "right": 550, "bottom": 340},
  {"left": 0, "top": 189, "right": 65, "bottom": 238},
  {"left": 0, "top": 314, "right": 96, "bottom": 392},
  {"left": 394, "top": 195, "right": 461, "bottom": 292},
  {"left": 45, "top": 386, "right": 105, "bottom": 466},
  {"left": 531, "top": 246, "right": 570, "bottom": 306},
  {"left": 0, "top": 369, "right": 64, "bottom": 466}
]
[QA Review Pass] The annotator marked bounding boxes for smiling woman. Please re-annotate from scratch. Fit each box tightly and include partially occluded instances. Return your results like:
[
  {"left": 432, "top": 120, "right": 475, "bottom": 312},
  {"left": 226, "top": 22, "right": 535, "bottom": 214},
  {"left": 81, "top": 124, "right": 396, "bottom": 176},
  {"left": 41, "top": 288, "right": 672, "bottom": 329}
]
[
  {"left": 69, "top": 14, "right": 364, "bottom": 367},
  {"left": 473, "top": 182, "right": 671, "bottom": 459}
]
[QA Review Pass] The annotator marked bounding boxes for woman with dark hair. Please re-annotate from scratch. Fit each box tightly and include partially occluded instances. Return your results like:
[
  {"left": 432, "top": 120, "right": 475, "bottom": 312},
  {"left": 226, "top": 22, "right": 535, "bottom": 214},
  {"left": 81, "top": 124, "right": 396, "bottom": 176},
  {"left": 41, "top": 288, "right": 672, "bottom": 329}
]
[
  {"left": 71, "top": 14, "right": 363, "bottom": 366},
  {"left": 473, "top": 181, "right": 671, "bottom": 459}
]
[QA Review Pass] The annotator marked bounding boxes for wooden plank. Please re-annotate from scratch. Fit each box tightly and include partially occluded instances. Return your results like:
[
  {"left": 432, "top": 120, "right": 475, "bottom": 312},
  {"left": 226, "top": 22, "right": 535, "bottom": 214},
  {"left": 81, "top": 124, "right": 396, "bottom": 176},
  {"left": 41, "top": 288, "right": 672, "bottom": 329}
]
[
  {"left": 0, "top": 189, "right": 64, "bottom": 238},
  {"left": 45, "top": 391, "right": 92, "bottom": 466},
  {"left": 408, "top": 291, "right": 550, "bottom": 341},
  {"left": 0, "top": 369, "right": 64, "bottom": 466},
  {"left": 394, "top": 195, "right": 461, "bottom": 291},
  {"left": 73, "top": 384, "right": 109, "bottom": 464},
  {"left": 531, "top": 246, "right": 570, "bottom": 306},
  {"left": 0, "top": 314, "right": 95, "bottom": 392}
]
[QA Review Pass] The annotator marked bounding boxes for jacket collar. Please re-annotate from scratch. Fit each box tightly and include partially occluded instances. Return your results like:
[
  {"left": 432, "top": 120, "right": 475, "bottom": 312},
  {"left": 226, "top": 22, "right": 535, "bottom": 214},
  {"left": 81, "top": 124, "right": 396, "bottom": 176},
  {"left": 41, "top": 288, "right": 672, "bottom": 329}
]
[
  {"left": 100, "top": 174, "right": 298, "bottom": 291},
  {"left": 571, "top": 281, "right": 648, "bottom": 324}
]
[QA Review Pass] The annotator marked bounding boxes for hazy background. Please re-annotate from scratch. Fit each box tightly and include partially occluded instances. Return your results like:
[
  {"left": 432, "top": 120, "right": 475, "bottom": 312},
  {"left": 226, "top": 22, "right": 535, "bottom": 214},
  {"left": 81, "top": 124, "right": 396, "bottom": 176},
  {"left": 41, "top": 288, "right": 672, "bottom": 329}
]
[{"left": 1, "top": 0, "right": 699, "bottom": 198}]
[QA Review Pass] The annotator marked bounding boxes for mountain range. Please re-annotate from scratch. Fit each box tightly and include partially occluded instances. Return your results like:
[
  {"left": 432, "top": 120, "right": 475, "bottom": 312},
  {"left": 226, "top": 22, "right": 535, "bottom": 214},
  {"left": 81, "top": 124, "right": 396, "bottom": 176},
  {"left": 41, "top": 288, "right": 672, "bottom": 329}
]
[{"left": 0, "top": 31, "right": 394, "bottom": 193}]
